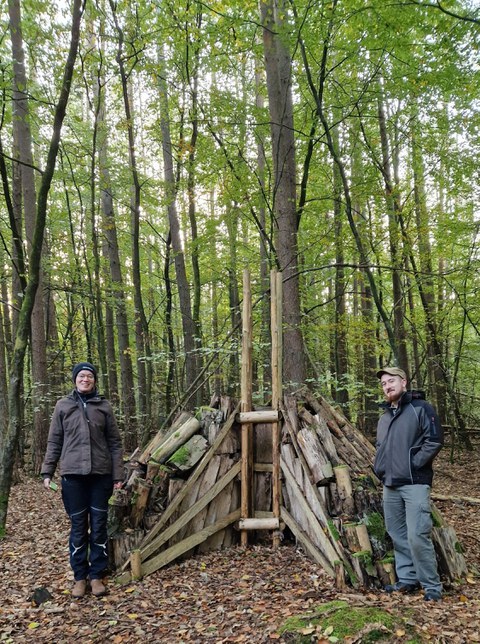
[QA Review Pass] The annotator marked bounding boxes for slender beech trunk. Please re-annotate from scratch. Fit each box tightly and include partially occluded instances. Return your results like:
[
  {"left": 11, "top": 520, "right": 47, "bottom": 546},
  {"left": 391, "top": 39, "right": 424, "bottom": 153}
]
[
  {"left": 0, "top": 0, "right": 84, "bottom": 533},
  {"left": 255, "top": 64, "right": 271, "bottom": 398},
  {"left": 96, "top": 38, "right": 137, "bottom": 451},
  {"left": 377, "top": 91, "right": 409, "bottom": 372},
  {"left": 411, "top": 109, "right": 447, "bottom": 420},
  {"left": 9, "top": 0, "right": 49, "bottom": 473},
  {"left": 186, "top": 8, "right": 203, "bottom": 407},
  {"left": 332, "top": 112, "right": 349, "bottom": 414},
  {"left": 109, "top": 5, "right": 151, "bottom": 441},
  {"left": 157, "top": 45, "right": 198, "bottom": 407}
]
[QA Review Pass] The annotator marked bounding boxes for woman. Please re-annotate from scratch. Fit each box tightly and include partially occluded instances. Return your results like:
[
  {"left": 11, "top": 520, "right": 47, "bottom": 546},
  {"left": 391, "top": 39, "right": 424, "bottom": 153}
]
[{"left": 41, "top": 362, "right": 124, "bottom": 599}]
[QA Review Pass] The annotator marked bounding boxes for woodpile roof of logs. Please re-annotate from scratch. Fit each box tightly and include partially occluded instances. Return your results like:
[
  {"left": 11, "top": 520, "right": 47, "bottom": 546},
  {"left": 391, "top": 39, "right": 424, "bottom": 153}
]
[{"left": 109, "top": 387, "right": 467, "bottom": 589}]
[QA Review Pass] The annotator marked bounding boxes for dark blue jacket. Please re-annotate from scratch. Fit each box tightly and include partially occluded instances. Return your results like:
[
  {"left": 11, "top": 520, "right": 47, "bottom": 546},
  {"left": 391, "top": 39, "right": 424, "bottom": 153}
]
[{"left": 374, "top": 390, "right": 443, "bottom": 487}]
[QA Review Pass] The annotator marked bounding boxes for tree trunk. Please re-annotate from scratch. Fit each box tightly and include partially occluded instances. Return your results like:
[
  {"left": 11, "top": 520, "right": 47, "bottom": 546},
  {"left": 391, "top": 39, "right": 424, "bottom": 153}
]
[
  {"left": 97, "top": 28, "right": 137, "bottom": 450},
  {"left": 186, "top": 9, "right": 204, "bottom": 407},
  {"left": 9, "top": 0, "right": 49, "bottom": 473},
  {"left": 109, "top": 5, "right": 151, "bottom": 443},
  {"left": 0, "top": 0, "right": 84, "bottom": 532},
  {"left": 260, "top": 0, "right": 306, "bottom": 389},
  {"left": 332, "top": 111, "right": 349, "bottom": 414},
  {"left": 377, "top": 89, "right": 409, "bottom": 371},
  {"left": 157, "top": 45, "right": 198, "bottom": 408}
]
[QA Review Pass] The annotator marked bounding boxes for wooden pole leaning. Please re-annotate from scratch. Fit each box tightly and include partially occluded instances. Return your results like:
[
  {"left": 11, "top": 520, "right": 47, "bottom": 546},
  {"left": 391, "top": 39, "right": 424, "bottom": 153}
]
[
  {"left": 240, "top": 269, "right": 253, "bottom": 546},
  {"left": 271, "top": 269, "right": 283, "bottom": 548}
]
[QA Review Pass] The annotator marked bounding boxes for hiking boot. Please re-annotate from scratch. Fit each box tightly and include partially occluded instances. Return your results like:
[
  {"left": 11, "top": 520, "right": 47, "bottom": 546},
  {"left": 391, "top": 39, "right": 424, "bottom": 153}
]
[
  {"left": 72, "top": 579, "right": 87, "bottom": 599},
  {"left": 424, "top": 590, "right": 442, "bottom": 602},
  {"left": 384, "top": 581, "right": 420, "bottom": 594},
  {"left": 90, "top": 578, "right": 107, "bottom": 597}
]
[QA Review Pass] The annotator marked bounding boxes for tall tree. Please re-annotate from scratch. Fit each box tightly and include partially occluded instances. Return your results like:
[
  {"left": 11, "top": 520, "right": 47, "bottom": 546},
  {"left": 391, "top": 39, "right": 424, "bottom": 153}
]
[
  {"left": 157, "top": 44, "right": 198, "bottom": 407},
  {"left": 0, "top": 0, "right": 85, "bottom": 533},
  {"left": 8, "top": 0, "right": 50, "bottom": 472},
  {"left": 260, "top": 0, "right": 306, "bottom": 388}
]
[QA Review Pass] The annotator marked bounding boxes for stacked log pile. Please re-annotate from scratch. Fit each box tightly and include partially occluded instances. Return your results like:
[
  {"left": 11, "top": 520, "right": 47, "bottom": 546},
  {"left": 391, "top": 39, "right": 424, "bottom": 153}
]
[{"left": 109, "top": 388, "right": 467, "bottom": 588}]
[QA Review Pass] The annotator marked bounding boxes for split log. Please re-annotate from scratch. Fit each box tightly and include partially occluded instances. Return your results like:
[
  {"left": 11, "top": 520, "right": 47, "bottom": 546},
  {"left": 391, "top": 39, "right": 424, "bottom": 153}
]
[
  {"left": 184, "top": 456, "right": 223, "bottom": 544},
  {"left": 167, "top": 434, "right": 208, "bottom": 471},
  {"left": 139, "top": 402, "right": 240, "bottom": 551},
  {"left": 343, "top": 523, "right": 361, "bottom": 552},
  {"left": 150, "top": 415, "right": 202, "bottom": 464},
  {"left": 333, "top": 465, "right": 355, "bottom": 517},
  {"left": 108, "top": 488, "right": 129, "bottom": 535},
  {"left": 297, "top": 426, "right": 334, "bottom": 484},
  {"left": 355, "top": 524, "right": 373, "bottom": 553},
  {"left": 200, "top": 456, "right": 239, "bottom": 552},
  {"left": 138, "top": 411, "right": 193, "bottom": 464},
  {"left": 130, "top": 478, "right": 153, "bottom": 528},
  {"left": 281, "top": 450, "right": 345, "bottom": 567},
  {"left": 431, "top": 505, "right": 468, "bottom": 581},
  {"left": 298, "top": 408, "right": 340, "bottom": 467},
  {"left": 280, "top": 506, "right": 336, "bottom": 578},
  {"left": 109, "top": 528, "right": 144, "bottom": 571}
]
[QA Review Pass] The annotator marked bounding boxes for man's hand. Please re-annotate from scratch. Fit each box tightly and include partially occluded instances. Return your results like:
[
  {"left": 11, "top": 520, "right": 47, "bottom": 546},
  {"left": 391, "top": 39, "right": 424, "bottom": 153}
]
[
  {"left": 113, "top": 481, "right": 123, "bottom": 490},
  {"left": 43, "top": 478, "right": 51, "bottom": 490}
]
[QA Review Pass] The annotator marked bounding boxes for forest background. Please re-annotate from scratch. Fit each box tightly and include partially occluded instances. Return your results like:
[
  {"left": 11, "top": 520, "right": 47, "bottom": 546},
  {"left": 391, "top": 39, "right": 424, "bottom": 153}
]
[{"left": 0, "top": 0, "right": 479, "bottom": 531}]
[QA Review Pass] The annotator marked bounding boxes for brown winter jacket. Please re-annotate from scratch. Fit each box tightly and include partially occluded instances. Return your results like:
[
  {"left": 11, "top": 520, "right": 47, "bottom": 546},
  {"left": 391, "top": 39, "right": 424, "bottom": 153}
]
[{"left": 41, "top": 390, "right": 124, "bottom": 481}]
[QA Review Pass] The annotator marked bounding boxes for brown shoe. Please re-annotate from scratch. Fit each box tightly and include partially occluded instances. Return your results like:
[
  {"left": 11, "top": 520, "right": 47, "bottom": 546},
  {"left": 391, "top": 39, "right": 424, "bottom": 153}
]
[
  {"left": 72, "top": 579, "right": 87, "bottom": 599},
  {"left": 90, "top": 578, "right": 107, "bottom": 597}
]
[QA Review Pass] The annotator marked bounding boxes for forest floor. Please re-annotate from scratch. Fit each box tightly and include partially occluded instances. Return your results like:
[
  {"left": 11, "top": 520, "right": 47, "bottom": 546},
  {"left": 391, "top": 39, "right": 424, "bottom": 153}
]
[{"left": 1, "top": 441, "right": 480, "bottom": 643}]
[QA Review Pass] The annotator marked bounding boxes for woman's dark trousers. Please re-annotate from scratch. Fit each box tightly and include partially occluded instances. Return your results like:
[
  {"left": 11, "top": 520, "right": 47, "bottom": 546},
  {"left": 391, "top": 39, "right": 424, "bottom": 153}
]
[{"left": 61, "top": 474, "right": 113, "bottom": 581}]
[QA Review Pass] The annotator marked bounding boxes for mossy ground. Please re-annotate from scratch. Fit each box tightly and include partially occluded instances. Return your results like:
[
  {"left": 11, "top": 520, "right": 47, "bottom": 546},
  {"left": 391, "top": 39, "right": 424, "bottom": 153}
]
[{"left": 279, "top": 600, "right": 420, "bottom": 643}]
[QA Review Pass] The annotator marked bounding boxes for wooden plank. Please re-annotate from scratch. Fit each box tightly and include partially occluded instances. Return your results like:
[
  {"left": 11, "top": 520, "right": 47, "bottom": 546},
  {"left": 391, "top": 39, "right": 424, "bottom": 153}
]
[
  {"left": 140, "top": 510, "right": 242, "bottom": 578},
  {"left": 139, "top": 401, "right": 241, "bottom": 549},
  {"left": 180, "top": 456, "right": 222, "bottom": 543},
  {"left": 280, "top": 507, "right": 335, "bottom": 577},
  {"left": 281, "top": 454, "right": 343, "bottom": 565},
  {"left": 117, "top": 509, "right": 242, "bottom": 584},
  {"left": 198, "top": 455, "right": 236, "bottom": 552},
  {"left": 140, "top": 460, "right": 241, "bottom": 562}
]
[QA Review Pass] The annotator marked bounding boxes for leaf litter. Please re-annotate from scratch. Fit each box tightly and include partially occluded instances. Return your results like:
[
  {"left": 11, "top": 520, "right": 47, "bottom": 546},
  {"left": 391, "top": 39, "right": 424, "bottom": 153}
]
[{"left": 0, "top": 445, "right": 479, "bottom": 643}]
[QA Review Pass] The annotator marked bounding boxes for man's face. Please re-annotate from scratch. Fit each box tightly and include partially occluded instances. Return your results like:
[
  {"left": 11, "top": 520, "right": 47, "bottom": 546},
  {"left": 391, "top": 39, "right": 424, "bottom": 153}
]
[{"left": 380, "top": 374, "right": 406, "bottom": 404}]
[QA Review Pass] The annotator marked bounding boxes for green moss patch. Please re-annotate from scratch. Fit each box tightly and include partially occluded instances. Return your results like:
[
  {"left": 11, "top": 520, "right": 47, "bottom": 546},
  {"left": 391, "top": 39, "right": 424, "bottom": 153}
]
[{"left": 279, "top": 600, "right": 415, "bottom": 643}]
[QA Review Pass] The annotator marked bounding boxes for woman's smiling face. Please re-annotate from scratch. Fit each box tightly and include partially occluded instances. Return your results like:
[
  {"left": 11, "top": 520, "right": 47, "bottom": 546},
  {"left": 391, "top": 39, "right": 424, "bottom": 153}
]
[{"left": 75, "top": 370, "right": 96, "bottom": 394}]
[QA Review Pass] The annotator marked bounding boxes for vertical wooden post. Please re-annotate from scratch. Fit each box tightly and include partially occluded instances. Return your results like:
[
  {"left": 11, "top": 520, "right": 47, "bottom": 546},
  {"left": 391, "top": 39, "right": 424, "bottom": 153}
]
[
  {"left": 240, "top": 269, "right": 253, "bottom": 546},
  {"left": 271, "top": 270, "right": 283, "bottom": 547}
]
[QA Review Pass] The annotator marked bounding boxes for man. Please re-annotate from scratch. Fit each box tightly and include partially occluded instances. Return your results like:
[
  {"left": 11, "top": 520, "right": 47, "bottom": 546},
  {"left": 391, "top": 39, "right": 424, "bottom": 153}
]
[{"left": 374, "top": 366, "right": 443, "bottom": 602}]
